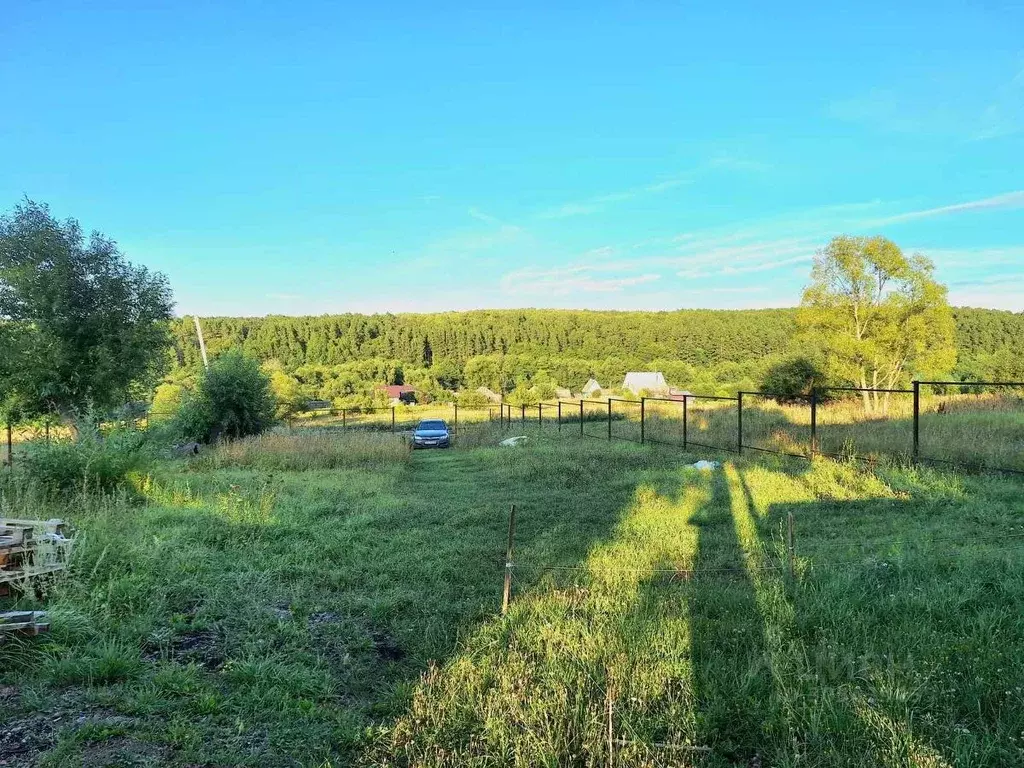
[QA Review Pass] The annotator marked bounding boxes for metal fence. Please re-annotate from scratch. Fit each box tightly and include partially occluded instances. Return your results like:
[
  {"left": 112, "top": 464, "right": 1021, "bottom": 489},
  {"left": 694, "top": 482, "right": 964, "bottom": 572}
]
[
  {"left": 4, "top": 380, "right": 1021, "bottom": 476},
  {"left": 492, "top": 381, "right": 1024, "bottom": 477}
]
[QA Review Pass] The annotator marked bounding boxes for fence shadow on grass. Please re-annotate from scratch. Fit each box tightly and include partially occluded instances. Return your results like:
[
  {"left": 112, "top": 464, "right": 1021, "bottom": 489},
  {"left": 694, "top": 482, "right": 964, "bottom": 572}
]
[{"left": 732, "top": 465, "right": 1024, "bottom": 766}]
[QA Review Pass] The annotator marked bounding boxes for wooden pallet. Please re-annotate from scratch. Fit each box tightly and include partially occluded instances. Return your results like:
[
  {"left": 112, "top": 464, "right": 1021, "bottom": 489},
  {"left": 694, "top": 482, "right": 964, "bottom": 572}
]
[
  {"left": 0, "top": 518, "right": 73, "bottom": 591},
  {"left": 0, "top": 610, "right": 50, "bottom": 640}
]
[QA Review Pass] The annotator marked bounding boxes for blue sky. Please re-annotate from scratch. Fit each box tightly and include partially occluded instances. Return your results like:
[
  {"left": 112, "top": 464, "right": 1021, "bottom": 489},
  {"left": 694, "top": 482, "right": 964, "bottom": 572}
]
[{"left": 2, "top": 1, "right": 1022, "bottom": 315}]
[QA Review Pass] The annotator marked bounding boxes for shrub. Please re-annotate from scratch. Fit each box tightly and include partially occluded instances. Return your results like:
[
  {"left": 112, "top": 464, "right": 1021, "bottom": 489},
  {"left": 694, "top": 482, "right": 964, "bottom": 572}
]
[
  {"left": 761, "top": 356, "right": 829, "bottom": 403},
  {"left": 24, "top": 426, "right": 149, "bottom": 493},
  {"left": 456, "top": 390, "right": 489, "bottom": 408},
  {"left": 175, "top": 351, "right": 276, "bottom": 443}
]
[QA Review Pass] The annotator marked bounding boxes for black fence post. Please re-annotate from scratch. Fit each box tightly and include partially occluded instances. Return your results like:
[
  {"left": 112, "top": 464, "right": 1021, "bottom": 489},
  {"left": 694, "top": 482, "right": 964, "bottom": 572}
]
[
  {"left": 579, "top": 400, "right": 584, "bottom": 437},
  {"left": 454, "top": 403, "right": 459, "bottom": 433},
  {"left": 5, "top": 421, "right": 11, "bottom": 468},
  {"left": 538, "top": 403, "right": 542, "bottom": 429},
  {"left": 912, "top": 380, "right": 920, "bottom": 462},
  {"left": 520, "top": 404, "right": 525, "bottom": 424},
  {"left": 391, "top": 406, "right": 396, "bottom": 431},
  {"left": 682, "top": 396, "right": 688, "bottom": 450},
  {"left": 640, "top": 397, "right": 646, "bottom": 445},
  {"left": 607, "top": 400, "right": 612, "bottom": 440},
  {"left": 557, "top": 401, "right": 562, "bottom": 431},
  {"left": 809, "top": 389, "right": 818, "bottom": 458},
  {"left": 737, "top": 392, "right": 744, "bottom": 455},
  {"left": 342, "top": 408, "right": 346, "bottom": 429}
]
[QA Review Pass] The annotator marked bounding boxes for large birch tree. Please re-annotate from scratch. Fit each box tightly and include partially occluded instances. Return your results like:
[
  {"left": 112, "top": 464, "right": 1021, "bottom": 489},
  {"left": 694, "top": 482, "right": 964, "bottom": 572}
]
[{"left": 798, "top": 235, "right": 955, "bottom": 412}]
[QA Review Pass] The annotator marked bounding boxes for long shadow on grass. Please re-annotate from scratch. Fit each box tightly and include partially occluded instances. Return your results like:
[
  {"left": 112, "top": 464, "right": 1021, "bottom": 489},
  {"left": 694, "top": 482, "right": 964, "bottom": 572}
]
[
  {"left": 676, "top": 466, "right": 775, "bottom": 763},
  {"left": 739, "top": 468, "right": 983, "bottom": 766}
]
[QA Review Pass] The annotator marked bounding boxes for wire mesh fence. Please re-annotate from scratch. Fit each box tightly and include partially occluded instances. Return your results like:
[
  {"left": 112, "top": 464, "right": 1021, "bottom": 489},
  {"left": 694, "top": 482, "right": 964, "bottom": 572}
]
[
  {"left": 916, "top": 381, "right": 1024, "bottom": 473},
  {"left": 487, "top": 380, "right": 1023, "bottom": 476},
  {"left": 4, "top": 380, "right": 1021, "bottom": 475}
]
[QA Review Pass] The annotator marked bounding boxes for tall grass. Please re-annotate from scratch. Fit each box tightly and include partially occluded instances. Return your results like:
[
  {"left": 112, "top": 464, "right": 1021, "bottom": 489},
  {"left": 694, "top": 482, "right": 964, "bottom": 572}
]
[
  {"left": 552, "top": 393, "right": 1024, "bottom": 472},
  {"left": 3, "top": 427, "right": 1024, "bottom": 765},
  {"left": 196, "top": 428, "right": 411, "bottom": 471}
]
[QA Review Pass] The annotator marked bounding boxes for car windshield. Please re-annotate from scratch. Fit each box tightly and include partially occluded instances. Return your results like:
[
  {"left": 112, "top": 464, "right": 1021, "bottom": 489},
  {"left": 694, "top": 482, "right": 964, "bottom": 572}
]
[{"left": 418, "top": 420, "right": 447, "bottom": 430}]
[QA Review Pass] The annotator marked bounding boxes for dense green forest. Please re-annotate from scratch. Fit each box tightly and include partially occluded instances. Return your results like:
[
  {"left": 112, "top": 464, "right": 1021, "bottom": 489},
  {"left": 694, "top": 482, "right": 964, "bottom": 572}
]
[{"left": 160, "top": 307, "right": 1024, "bottom": 410}]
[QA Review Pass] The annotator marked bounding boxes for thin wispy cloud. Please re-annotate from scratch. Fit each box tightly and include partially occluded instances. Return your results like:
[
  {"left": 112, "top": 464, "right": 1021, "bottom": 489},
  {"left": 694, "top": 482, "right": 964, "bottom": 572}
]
[
  {"left": 974, "top": 63, "right": 1024, "bottom": 140},
  {"left": 676, "top": 254, "right": 813, "bottom": 279},
  {"left": 538, "top": 174, "right": 691, "bottom": 219},
  {"left": 541, "top": 202, "right": 604, "bottom": 219},
  {"left": 468, "top": 206, "right": 502, "bottom": 225},
  {"left": 829, "top": 61, "right": 1024, "bottom": 141},
  {"left": 706, "top": 154, "right": 773, "bottom": 173},
  {"left": 872, "top": 191, "right": 1024, "bottom": 225},
  {"left": 501, "top": 267, "right": 661, "bottom": 296}
]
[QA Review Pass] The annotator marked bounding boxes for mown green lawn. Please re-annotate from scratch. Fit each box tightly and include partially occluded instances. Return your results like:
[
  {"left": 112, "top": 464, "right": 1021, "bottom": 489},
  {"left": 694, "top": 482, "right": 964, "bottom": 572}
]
[{"left": 2, "top": 428, "right": 1024, "bottom": 766}]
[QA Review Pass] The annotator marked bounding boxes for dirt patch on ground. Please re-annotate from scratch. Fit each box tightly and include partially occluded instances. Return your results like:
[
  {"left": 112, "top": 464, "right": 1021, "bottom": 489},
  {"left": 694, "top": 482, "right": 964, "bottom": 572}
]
[
  {"left": 370, "top": 628, "right": 404, "bottom": 662},
  {"left": 78, "top": 736, "right": 169, "bottom": 767},
  {"left": 308, "top": 611, "right": 341, "bottom": 629},
  {"left": 0, "top": 710, "right": 59, "bottom": 766},
  {"left": 143, "top": 628, "right": 223, "bottom": 670},
  {"left": 0, "top": 702, "right": 142, "bottom": 767}
]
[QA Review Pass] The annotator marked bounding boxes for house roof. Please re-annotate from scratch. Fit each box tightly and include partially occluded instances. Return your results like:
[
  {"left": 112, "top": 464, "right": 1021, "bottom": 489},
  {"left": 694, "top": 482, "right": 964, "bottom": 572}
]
[
  {"left": 582, "top": 378, "right": 602, "bottom": 393},
  {"left": 623, "top": 372, "right": 668, "bottom": 392},
  {"left": 379, "top": 384, "right": 418, "bottom": 398}
]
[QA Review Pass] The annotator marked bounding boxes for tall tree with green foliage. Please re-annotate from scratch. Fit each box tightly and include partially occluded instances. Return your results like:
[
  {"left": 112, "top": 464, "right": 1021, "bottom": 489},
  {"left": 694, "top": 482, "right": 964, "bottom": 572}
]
[
  {"left": 798, "top": 236, "right": 956, "bottom": 411},
  {"left": 0, "top": 200, "right": 174, "bottom": 422}
]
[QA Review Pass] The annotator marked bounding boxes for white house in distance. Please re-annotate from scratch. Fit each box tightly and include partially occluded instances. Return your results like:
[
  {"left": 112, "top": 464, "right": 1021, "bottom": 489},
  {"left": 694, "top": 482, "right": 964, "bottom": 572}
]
[
  {"left": 581, "top": 378, "right": 602, "bottom": 397},
  {"left": 623, "top": 371, "right": 669, "bottom": 396}
]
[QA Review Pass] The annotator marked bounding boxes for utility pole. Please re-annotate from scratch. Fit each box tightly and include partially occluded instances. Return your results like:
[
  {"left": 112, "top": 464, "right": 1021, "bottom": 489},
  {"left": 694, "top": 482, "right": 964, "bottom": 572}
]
[{"left": 193, "top": 315, "right": 209, "bottom": 370}]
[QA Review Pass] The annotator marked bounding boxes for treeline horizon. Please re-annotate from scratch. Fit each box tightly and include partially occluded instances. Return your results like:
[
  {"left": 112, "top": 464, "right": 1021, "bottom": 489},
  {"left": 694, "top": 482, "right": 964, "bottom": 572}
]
[{"left": 162, "top": 307, "right": 1024, "bottom": 408}]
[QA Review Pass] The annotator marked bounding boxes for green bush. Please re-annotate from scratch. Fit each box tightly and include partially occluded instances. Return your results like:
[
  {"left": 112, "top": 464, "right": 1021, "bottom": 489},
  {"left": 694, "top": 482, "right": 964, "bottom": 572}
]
[
  {"left": 175, "top": 350, "right": 276, "bottom": 443},
  {"left": 761, "top": 356, "right": 830, "bottom": 403},
  {"left": 24, "top": 427, "right": 149, "bottom": 493}
]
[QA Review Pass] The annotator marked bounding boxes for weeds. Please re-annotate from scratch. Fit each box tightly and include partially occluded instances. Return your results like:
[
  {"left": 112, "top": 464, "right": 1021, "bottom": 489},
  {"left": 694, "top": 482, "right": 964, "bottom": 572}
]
[
  {"left": 1, "top": 430, "right": 1023, "bottom": 765},
  {"left": 196, "top": 429, "right": 411, "bottom": 471}
]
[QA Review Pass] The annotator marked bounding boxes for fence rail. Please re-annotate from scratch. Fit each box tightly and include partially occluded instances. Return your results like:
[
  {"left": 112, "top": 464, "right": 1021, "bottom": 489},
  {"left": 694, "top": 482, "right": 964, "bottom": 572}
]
[
  {"left": 495, "top": 381, "right": 1023, "bottom": 477},
  {"left": 5, "top": 380, "right": 1022, "bottom": 476}
]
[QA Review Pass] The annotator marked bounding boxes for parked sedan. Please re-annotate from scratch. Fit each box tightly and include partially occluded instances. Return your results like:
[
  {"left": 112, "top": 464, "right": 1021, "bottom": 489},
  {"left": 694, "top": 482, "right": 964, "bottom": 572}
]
[{"left": 412, "top": 419, "right": 451, "bottom": 449}]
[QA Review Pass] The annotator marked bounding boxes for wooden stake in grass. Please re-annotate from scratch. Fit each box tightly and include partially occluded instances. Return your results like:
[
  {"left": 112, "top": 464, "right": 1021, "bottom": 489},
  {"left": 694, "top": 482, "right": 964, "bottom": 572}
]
[
  {"left": 501, "top": 504, "right": 516, "bottom": 615},
  {"left": 787, "top": 511, "right": 796, "bottom": 580},
  {"left": 607, "top": 691, "right": 615, "bottom": 768}
]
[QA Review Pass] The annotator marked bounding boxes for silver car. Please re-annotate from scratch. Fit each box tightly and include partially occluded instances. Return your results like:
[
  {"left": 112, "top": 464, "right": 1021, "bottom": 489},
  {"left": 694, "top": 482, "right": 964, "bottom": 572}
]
[{"left": 412, "top": 419, "right": 451, "bottom": 449}]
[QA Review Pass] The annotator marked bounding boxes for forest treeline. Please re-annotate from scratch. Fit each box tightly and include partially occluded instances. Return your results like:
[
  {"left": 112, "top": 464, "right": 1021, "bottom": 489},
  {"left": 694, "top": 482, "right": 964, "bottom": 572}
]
[{"left": 162, "top": 307, "right": 1024, "bottom": 410}]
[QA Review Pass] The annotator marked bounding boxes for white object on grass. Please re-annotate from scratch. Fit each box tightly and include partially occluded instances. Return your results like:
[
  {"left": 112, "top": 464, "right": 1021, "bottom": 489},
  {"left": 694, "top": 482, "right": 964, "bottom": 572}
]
[
  {"left": 500, "top": 436, "right": 529, "bottom": 447},
  {"left": 688, "top": 460, "right": 720, "bottom": 470}
]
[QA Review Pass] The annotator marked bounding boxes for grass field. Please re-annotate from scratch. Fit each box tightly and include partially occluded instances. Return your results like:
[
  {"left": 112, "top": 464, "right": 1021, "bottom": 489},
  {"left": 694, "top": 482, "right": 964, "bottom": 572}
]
[
  {"left": 2, "top": 426, "right": 1024, "bottom": 766},
  {"left": 566, "top": 393, "right": 1024, "bottom": 474}
]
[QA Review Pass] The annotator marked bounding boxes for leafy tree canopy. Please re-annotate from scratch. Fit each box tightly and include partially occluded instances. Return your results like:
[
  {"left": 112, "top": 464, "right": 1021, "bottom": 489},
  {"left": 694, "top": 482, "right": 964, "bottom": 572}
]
[
  {"left": 0, "top": 200, "right": 174, "bottom": 421},
  {"left": 798, "top": 236, "right": 956, "bottom": 411}
]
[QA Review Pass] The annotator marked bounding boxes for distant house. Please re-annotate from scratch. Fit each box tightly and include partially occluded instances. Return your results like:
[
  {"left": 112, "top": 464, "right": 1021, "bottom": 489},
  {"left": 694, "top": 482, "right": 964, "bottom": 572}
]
[
  {"left": 305, "top": 399, "right": 333, "bottom": 411},
  {"left": 476, "top": 386, "right": 502, "bottom": 403},
  {"left": 623, "top": 372, "right": 669, "bottom": 396},
  {"left": 554, "top": 387, "right": 572, "bottom": 400},
  {"left": 582, "top": 378, "right": 603, "bottom": 397},
  {"left": 377, "top": 384, "right": 420, "bottom": 406},
  {"left": 668, "top": 388, "right": 693, "bottom": 401}
]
